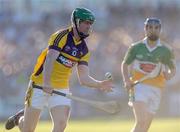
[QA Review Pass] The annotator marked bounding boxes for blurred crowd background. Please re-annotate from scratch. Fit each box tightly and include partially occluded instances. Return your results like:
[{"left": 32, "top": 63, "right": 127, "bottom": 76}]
[{"left": 0, "top": 0, "right": 180, "bottom": 121}]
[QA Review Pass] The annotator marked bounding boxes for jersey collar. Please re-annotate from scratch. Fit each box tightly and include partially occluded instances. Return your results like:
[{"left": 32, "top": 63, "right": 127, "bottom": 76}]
[{"left": 143, "top": 37, "right": 162, "bottom": 52}]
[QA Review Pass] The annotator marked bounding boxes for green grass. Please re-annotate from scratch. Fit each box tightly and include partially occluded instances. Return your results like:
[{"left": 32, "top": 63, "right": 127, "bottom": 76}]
[{"left": 1, "top": 118, "right": 180, "bottom": 132}]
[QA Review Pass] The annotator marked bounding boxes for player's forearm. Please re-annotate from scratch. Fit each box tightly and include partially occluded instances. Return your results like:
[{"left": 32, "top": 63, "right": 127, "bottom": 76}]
[
  {"left": 121, "top": 61, "right": 131, "bottom": 82},
  {"left": 79, "top": 75, "right": 102, "bottom": 88},
  {"left": 43, "top": 50, "right": 59, "bottom": 86},
  {"left": 77, "top": 65, "right": 101, "bottom": 88},
  {"left": 43, "top": 56, "right": 54, "bottom": 86},
  {"left": 163, "top": 67, "right": 176, "bottom": 80}
]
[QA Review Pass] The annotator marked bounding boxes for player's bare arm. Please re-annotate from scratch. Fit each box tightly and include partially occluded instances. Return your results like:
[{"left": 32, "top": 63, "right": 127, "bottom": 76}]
[
  {"left": 121, "top": 61, "right": 132, "bottom": 91},
  {"left": 163, "top": 65, "right": 176, "bottom": 80},
  {"left": 43, "top": 49, "right": 59, "bottom": 94},
  {"left": 77, "top": 64, "right": 113, "bottom": 92}
]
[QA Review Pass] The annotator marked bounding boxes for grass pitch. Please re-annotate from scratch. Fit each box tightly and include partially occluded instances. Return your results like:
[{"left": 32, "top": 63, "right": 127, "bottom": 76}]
[{"left": 0, "top": 118, "right": 180, "bottom": 132}]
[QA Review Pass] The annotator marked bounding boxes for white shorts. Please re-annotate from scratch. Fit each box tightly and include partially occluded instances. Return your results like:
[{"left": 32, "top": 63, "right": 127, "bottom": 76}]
[
  {"left": 25, "top": 81, "right": 71, "bottom": 110},
  {"left": 133, "top": 83, "right": 162, "bottom": 114}
]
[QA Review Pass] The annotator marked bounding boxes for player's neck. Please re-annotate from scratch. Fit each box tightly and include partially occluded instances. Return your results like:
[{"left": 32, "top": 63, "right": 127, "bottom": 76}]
[
  {"left": 147, "top": 39, "right": 158, "bottom": 48},
  {"left": 72, "top": 27, "right": 81, "bottom": 42}
]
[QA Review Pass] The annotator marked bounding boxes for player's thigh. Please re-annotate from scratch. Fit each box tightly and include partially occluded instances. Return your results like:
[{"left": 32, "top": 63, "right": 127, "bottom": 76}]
[
  {"left": 133, "top": 101, "right": 146, "bottom": 117},
  {"left": 133, "top": 101, "right": 153, "bottom": 122},
  {"left": 48, "top": 89, "right": 71, "bottom": 124},
  {"left": 22, "top": 106, "right": 41, "bottom": 131},
  {"left": 50, "top": 105, "right": 70, "bottom": 125}
]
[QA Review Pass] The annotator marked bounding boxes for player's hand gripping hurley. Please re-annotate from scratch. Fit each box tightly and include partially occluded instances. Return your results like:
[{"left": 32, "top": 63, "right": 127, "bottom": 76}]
[{"left": 128, "top": 62, "right": 162, "bottom": 106}]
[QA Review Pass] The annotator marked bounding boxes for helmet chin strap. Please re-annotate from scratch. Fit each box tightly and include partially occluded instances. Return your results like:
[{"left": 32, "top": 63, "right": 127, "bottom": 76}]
[{"left": 74, "top": 19, "right": 89, "bottom": 40}]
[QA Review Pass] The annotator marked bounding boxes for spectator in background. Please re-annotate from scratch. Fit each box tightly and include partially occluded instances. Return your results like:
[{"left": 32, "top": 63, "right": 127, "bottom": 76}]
[{"left": 5, "top": 7, "right": 113, "bottom": 132}]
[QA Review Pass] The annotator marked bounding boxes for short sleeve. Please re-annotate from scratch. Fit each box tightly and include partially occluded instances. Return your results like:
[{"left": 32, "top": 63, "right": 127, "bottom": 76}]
[
  {"left": 162, "top": 48, "right": 175, "bottom": 69},
  {"left": 123, "top": 45, "right": 137, "bottom": 65},
  {"left": 78, "top": 52, "right": 90, "bottom": 66},
  {"left": 48, "top": 29, "right": 68, "bottom": 52}
]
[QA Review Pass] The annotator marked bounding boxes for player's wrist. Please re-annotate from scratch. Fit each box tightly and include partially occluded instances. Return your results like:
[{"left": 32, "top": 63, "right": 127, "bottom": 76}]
[
  {"left": 123, "top": 78, "right": 131, "bottom": 84},
  {"left": 96, "top": 80, "right": 103, "bottom": 88},
  {"left": 163, "top": 72, "right": 172, "bottom": 80}
]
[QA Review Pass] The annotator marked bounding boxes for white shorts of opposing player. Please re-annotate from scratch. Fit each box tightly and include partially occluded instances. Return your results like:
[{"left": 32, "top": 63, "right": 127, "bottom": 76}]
[{"left": 133, "top": 83, "right": 162, "bottom": 114}]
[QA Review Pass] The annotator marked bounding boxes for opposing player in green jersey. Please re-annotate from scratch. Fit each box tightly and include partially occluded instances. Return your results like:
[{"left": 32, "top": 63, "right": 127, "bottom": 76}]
[
  {"left": 121, "top": 18, "right": 176, "bottom": 132},
  {"left": 5, "top": 8, "right": 113, "bottom": 132}
]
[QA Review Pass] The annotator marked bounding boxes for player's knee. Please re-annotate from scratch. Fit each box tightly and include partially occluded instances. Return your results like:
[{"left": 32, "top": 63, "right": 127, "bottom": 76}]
[
  {"left": 22, "top": 128, "right": 35, "bottom": 132},
  {"left": 136, "top": 118, "right": 146, "bottom": 126},
  {"left": 53, "top": 120, "right": 67, "bottom": 132},
  {"left": 22, "top": 123, "right": 36, "bottom": 132},
  {"left": 21, "top": 129, "right": 34, "bottom": 132}
]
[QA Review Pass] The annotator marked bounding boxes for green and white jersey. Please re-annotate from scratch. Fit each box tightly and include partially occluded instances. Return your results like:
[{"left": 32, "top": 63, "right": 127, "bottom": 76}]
[{"left": 123, "top": 38, "right": 175, "bottom": 88}]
